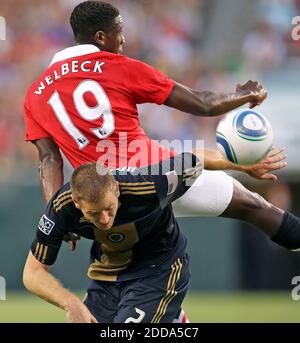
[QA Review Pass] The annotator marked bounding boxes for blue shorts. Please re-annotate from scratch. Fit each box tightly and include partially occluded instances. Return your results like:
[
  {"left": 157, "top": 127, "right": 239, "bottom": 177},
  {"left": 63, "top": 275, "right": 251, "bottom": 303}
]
[{"left": 84, "top": 254, "right": 190, "bottom": 323}]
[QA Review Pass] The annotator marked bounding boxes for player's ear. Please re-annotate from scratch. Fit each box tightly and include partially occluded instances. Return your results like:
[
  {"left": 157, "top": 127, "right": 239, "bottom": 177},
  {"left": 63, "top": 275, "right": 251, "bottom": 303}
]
[
  {"left": 95, "top": 31, "right": 106, "bottom": 47},
  {"left": 115, "top": 181, "right": 120, "bottom": 197},
  {"left": 72, "top": 195, "right": 80, "bottom": 209}
]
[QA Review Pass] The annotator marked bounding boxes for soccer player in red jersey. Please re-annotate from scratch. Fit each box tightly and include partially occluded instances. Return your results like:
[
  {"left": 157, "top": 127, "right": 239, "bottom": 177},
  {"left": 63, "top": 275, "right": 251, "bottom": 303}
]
[
  {"left": 24, "top": 1, "right": 300, "bottom": 322},
  {"left": 24, "top": 1, "right": 277, "bottom": 219},
  {"left": 24, "top": 1, "right": 269, "bottom": 203}
]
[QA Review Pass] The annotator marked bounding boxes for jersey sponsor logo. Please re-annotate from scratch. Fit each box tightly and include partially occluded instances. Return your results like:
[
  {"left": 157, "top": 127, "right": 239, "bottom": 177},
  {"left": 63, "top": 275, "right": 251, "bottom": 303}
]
[
  {"left": 107, "top": 233, "right": 125, "bottom": 243},
  {"left": 38, "top": 215, "right": 55, "bottom": 235}
]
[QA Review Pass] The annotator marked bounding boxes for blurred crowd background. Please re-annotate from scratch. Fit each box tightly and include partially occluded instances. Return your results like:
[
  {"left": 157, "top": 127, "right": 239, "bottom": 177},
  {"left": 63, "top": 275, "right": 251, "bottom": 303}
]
[{"left": 1, "top": 0, "right": 300, "bottom": 299}]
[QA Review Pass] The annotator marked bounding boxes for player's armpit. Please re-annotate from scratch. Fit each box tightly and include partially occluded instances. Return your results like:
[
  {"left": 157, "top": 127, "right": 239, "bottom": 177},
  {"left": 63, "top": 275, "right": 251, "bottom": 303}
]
[
  {"left": 63, "top": 232, "right": 81, "bottom": 251},
  {"left": 33, "top": 137, "right": 61, "bottom": 156}
]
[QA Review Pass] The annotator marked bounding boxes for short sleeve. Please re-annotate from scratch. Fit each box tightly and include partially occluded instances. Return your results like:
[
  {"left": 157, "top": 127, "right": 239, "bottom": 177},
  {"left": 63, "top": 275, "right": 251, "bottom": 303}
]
[
  {"left": 125, "top": 58, "right": 175, "bottom": 105},
  {"left": 24, "top": 93, "right": 50, "bottom": 141},
  {"left": 131, "top": 153, "right": 202, "bottom": 208},
  {"left": 30, "top": 202, "right": 66, "bottom": 265}
]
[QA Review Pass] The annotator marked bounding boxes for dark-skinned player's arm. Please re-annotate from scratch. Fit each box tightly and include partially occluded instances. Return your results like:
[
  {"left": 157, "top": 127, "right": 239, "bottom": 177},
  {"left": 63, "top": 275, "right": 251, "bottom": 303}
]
[
  {"left": 32, "top": 138, "right": 80, "bottom": 250},
  {"left": 164, "top": 80, "right": 267, "bottom": 116},
  {"left": 32, "top": 137, "right": 64, "bottom": 203},
  {"left": 23, "top": 252, "right": 97, "bottom": 323},
  {"left": 193, "top": 147, "right": 287, "bottom": 181}
]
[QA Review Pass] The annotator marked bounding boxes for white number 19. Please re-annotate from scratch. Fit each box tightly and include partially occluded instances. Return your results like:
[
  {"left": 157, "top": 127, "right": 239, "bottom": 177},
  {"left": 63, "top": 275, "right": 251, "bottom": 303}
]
[{"left": 48, "top": 80, "right": 115, "bottom": 149}]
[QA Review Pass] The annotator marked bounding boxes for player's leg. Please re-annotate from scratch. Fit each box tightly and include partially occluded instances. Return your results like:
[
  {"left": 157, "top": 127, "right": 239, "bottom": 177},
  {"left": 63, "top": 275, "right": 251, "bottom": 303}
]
[
  {"left": 221, "top": 179, "right": 300, "bottom": 250},
  {"left": 172, "top": 169, "right": 233, "bottom": 217},
  {"left": 173, "top": 169, "right": 300, "bottom": 250},
  {"left": 221, "top": 179, "right": 283, "bottom": 236},
  {"left": 83, "top": 280, "right": 120, "bottom": 323},
  {"left": 113, "top": 255, "right": 190, "bottom": 323}
]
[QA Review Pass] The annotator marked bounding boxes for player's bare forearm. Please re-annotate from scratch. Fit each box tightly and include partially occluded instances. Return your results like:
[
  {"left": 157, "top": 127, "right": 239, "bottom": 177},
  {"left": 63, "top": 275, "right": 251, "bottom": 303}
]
[
  {"left": 33, "top": 138, "right": 64, "bottom": 203},
  {"left": 193, "top": 148, "right": 287, "bottom": 180},
  {"left": 23, "top": 252, "right": 97, "bottom": 322},
  {"left": 23, "top": 252, "right": 80, "bottom": 311},
  {"left": 193, "top": 148, "right": 242, "bottom": 171},
  {"left": 164, "top": 81, "right": 267, "bottom": 116}
]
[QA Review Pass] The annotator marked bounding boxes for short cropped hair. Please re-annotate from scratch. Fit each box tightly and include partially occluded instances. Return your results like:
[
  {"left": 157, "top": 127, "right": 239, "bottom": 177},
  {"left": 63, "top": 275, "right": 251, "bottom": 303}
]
[
  {"left": 71, "top": 162, "right": 116, "bottom": 203},
  {"left": 70, "top": 1, "right": 119, "bottom": 44}
]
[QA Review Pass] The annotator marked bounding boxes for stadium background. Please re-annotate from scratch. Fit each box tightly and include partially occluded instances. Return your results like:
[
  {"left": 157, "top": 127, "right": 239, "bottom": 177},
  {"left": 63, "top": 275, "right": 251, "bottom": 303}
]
[{"left": 0, "top": 0, "right": 300, "bottom": 322}]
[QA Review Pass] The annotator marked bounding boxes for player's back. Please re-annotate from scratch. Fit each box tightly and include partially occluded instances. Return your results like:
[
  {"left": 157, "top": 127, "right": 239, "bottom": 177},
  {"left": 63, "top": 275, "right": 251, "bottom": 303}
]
[{"left": 24, "top": 45, "right": 175, "bottom": 169}]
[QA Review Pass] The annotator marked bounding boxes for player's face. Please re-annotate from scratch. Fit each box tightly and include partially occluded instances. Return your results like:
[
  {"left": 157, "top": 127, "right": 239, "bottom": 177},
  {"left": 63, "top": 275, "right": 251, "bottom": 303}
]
[
  {"left": 96, "top": 15, "right": 125, "bottom": 54},
  {"left": 78, "top": 184, "right": 120, "bottom": 231}
]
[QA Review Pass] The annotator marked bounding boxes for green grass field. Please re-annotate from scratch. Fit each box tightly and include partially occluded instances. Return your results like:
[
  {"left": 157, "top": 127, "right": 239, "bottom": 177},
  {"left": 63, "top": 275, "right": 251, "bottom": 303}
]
[{"left": 0, "top": 291, "right": 299, "bottom": 323}]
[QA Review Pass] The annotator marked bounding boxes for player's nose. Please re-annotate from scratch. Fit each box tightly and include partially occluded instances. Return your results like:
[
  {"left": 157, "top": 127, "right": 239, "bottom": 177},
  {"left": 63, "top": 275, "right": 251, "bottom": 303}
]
[{"left": 99, "top": 211, "right": 110, "bottom": 225}]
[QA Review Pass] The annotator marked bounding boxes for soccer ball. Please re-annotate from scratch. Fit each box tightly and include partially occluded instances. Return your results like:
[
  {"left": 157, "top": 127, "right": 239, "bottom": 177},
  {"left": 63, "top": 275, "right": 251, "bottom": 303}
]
[{"left": 216, "top": 109, "right": 274, "bottom": 165}]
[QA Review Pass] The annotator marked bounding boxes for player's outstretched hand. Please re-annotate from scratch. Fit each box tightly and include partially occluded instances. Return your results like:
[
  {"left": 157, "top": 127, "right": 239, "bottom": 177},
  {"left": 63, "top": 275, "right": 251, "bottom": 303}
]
[
  {"left": 63, "top": 232, "right": 81, "bottom": 251},
  {"left": 236, "top": 80, "right": 267, "bottom": 108},
  {"left": 245, "top": 148, "right": 287, "bottom": 180},
  {"left": 66, "top": 302, "right": 98, "bottom": 323}
]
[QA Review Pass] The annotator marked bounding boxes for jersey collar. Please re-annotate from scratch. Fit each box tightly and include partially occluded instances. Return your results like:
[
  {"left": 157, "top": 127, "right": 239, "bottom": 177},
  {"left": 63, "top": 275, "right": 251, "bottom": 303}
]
[{"left": 49, "top": 44, "right": 101, "bottom": 66}]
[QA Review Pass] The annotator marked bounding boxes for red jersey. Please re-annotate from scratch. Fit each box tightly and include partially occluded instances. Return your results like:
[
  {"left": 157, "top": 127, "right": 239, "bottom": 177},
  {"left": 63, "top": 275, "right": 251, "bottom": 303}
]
[{"left": 24, "top": 45, "right": 175, "bottom": 168}]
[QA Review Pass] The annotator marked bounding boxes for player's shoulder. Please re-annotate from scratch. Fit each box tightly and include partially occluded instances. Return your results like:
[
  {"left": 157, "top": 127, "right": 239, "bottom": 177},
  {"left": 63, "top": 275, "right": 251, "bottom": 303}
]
[
  {"left": 24, "top": 69, "right": 50, "bottom": 103},
  {"left": 85, "top": 50, "right": 131, "bottom": 63},
  {"left": 113, "top": 167, "right": 157, "bottom": 197},
  {"left": 24, "top": 81, "right": 39, "bottom": 102},
  {"left": 37, "top": 183, "right": 76, "bottom": 239},
  {"left": 99, "top": 52, "right": 152, "bottom": 70},
  {"left": 50, "top": 183, "right": 75, "bottom": 214}
]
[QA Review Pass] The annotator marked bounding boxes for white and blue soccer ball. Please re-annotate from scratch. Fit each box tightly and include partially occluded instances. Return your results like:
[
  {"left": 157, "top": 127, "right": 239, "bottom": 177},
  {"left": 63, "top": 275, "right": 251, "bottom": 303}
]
[{"left": 216, "top": 109, "right": 274, "bottom": 165}]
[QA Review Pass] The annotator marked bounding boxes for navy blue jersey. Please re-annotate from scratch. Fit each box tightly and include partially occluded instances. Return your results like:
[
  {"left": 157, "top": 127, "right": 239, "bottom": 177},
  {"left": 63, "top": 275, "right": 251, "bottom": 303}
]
[{"left": 31, "top": 152, "right": 201, "bottom": 281}]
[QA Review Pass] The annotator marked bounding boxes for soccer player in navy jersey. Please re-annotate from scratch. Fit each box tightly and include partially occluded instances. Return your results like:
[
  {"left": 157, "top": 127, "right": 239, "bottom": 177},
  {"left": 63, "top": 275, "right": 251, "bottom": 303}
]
[
  {"left": 23, "top": 153, "right": 201, "bottom": 323},
  {"left": 23, "top": 151, "right": 300, "bottom": 322}
]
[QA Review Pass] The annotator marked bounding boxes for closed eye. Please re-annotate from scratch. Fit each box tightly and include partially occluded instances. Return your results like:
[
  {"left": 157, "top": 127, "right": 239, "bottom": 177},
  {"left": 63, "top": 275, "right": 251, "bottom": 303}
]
[{"left": 87, "top": 211, "right": 100, "bottom": 217}]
